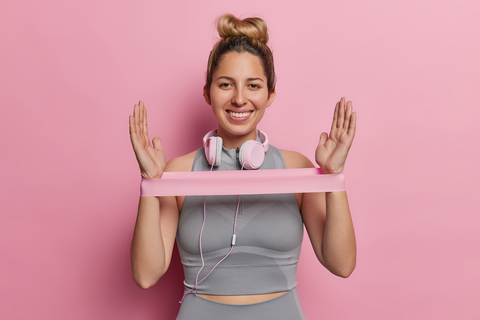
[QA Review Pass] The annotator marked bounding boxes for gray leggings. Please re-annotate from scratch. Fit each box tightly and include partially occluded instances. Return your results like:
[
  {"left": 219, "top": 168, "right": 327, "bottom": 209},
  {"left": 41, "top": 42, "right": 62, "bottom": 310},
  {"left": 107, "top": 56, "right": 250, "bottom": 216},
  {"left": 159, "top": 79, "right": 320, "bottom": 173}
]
[{"left": 176, "top": 288, "right": 306, "bottom": 320}]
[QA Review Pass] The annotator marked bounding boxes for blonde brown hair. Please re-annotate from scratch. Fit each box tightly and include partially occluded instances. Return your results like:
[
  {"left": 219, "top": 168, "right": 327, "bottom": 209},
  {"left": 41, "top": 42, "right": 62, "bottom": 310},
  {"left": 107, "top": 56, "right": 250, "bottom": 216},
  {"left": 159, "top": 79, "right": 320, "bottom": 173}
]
[{"left": 206, "top": 14, "right": 276, "bottom": 94}]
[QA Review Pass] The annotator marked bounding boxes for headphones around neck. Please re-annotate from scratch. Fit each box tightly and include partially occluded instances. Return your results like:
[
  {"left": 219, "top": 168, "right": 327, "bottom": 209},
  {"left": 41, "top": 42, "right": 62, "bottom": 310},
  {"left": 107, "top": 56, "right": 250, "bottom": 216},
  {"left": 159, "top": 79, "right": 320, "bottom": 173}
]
[{"left": 203, "top": 129, "right": 269, "bottom": 170}]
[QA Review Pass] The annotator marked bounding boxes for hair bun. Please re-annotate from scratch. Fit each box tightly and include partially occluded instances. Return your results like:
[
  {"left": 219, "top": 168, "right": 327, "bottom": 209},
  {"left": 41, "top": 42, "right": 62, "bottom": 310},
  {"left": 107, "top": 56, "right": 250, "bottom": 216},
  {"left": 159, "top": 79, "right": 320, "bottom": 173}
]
[{"left": 217, "top": 14, "right": 269, "bottom": 44}]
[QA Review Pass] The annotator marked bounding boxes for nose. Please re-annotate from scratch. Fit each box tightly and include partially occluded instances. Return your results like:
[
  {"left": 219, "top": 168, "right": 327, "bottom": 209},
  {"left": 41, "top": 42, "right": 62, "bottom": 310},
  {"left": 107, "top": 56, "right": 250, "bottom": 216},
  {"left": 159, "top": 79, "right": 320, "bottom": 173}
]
[{"left": 232, "top": 87, "right": 247, "bottom": 106}]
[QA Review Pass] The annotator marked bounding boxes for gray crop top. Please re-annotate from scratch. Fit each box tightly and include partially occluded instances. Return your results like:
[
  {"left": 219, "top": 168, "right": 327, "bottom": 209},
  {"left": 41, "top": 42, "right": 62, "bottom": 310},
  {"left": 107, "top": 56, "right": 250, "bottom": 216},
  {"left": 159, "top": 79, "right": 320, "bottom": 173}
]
[{"left": 176, "top": 137, "right": 304, "bottom": 295}]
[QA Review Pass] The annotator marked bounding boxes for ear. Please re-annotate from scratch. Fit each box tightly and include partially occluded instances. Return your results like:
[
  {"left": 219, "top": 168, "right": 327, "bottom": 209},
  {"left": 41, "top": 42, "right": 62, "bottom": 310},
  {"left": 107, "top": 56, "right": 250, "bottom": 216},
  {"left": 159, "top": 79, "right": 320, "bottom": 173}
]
[
  {"left": 203, "top": 84, "right": 211, "bottom": 105},
  {"left": 266, "top": 89, "right": 276, "bottom": 108}
]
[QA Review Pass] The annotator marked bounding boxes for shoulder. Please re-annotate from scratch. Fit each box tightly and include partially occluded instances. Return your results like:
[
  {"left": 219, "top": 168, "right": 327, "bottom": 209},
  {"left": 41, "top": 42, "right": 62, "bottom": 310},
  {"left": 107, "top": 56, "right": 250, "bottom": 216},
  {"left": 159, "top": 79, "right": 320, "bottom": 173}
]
[
  {"left": 278, "top": 149, "right": 315, "bottom": 169},
  {"left": 164, "top": 150, "right": 198, "bottom": 172}
]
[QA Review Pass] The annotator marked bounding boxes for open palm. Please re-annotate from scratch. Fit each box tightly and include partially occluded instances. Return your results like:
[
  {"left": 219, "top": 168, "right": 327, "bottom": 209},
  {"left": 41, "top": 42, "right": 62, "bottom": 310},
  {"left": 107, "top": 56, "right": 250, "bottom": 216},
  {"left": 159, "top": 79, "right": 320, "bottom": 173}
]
[
  {"left": 315, "top": 97, "right": 356, "bottom": 174},
  {"left": 129, "top": 101, "right": 166, "bottom": 179}
]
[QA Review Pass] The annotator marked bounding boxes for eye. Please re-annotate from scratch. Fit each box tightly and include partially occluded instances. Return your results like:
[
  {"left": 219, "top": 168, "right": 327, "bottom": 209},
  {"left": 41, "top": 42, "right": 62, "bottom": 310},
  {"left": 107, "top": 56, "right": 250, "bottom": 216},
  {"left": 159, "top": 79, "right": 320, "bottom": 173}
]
[
  {"left": 219, "top": 83, "right": 232, "bottom": 88},
  {"left": 248, "top": 84, "right": 261, "bottom": 89}
]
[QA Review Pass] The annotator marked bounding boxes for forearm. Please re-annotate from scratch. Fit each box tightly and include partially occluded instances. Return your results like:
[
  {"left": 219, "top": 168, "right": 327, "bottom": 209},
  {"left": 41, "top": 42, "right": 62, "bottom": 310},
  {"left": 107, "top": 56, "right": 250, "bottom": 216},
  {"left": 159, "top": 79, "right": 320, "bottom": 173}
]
[
  {"left": 130, "top": 196, "right": 167, "bottom": 288},
  {"left": 322, "top": 190, "right": 356, "bottom": 277}
]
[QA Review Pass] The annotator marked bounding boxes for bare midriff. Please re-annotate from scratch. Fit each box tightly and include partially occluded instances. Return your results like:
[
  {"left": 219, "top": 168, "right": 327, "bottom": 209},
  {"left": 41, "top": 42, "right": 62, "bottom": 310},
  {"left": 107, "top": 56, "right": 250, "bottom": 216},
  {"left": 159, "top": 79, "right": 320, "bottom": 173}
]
[{"left": 196, "top": 291, "right": 289, "bottom": 305}]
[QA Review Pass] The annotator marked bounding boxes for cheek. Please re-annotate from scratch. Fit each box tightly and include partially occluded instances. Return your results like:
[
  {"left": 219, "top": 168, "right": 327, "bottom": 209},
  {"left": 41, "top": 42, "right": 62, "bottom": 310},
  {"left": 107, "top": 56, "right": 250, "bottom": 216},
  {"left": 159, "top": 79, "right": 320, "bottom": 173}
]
[
  {"left": 210, "top": 91, "right": 232, "bottom": 107},
  {"left": 252, "top": 96, "right": 270, "bottom": 109}
]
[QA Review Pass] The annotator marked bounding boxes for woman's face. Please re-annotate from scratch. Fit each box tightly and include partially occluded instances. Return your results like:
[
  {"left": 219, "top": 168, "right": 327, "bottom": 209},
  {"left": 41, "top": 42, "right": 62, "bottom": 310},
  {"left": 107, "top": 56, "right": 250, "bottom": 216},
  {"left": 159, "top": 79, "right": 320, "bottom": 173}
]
[{"left": 204, "top": 52, "right": 275, "bottom": 143}]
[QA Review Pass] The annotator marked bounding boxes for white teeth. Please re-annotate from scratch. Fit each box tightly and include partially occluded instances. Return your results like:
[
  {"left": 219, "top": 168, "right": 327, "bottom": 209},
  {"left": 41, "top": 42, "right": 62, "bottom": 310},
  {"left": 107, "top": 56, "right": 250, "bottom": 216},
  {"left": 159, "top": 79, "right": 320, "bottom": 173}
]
[{"left": 229, "top": 111, "right": 252, "bottom": 118}]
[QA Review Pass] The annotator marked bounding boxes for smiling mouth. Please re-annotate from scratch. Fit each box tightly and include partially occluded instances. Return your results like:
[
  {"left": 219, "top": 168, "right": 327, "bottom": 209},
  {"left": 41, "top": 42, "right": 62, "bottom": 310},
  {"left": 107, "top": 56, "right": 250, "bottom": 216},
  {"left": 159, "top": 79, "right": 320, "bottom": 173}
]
[{"left": 227, "top": 110, "right": 253, "bottom": 118}]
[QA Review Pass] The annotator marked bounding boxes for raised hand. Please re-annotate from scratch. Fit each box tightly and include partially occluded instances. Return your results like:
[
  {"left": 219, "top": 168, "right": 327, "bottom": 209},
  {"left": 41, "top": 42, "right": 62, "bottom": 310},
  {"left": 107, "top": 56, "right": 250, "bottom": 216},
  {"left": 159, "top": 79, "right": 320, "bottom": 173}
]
[
  {"left": 129, "top": 101, "right": 166, "bottom": 179},
  {"left": 315, "top": 97, "right": 356, "bottom": 174}
]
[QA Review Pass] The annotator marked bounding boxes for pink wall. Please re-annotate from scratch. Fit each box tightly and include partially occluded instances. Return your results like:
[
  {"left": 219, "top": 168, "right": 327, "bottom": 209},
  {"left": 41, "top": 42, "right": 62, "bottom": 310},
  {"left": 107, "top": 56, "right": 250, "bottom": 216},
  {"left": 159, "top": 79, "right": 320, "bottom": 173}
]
[{"left": 1, "top": 0, "right": 479, "bottom": 319}]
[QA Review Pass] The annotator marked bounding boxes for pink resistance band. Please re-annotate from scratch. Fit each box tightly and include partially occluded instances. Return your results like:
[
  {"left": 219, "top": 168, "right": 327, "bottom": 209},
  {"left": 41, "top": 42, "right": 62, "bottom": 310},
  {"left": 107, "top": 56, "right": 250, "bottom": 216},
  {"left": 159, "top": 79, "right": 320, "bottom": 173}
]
[{"left": 141, "top": 168, "right": 345, "bottom": 196}]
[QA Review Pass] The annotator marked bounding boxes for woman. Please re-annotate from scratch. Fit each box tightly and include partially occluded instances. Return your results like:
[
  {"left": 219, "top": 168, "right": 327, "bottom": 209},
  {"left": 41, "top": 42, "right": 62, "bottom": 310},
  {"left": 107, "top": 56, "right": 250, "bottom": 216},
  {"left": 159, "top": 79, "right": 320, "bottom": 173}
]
[{"left": 129, "top": 14, "right": 356, "bottom": 320}]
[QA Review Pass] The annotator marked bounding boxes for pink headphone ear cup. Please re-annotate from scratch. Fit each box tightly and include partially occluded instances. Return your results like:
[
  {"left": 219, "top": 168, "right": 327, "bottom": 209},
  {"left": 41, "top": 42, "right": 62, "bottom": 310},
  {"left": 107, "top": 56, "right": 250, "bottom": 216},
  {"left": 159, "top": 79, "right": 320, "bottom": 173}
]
[
  {"left": 239, "top": 141, "right": 264, "bottom": 169},
  {"left": 205, "top": 136, "right": 217, "bottom": 166}
]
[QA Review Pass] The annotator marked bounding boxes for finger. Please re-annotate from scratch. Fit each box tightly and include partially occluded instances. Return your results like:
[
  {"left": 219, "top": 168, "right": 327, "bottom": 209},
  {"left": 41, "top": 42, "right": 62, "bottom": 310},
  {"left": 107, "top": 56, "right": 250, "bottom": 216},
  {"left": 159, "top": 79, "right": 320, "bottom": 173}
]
[
  {"left": 152, "top": 136, "right": 163, "bottom": 151},
  {"left": 139, "top": 101, "right": 145, "bottom": 137},
  {"left": 141, "top": 101, "right": 149, "bottom": 142},
  {"left": 331, "top": 102, "right": 339, "bottom": 131},
  {"left": 337, "top": 97, "right": 345, "bottom": 129},
  {"left": 343, "top": 100, "right": 352, "bottom": 130},
  {"left": 134, "top": 103, "right": 141, "bottom": 133},
  {"left": 129, "top": 115, "right": 140, "bottom": 147},
  {"left": 347, "top": 112, "right": 357, "bottom": 140},
  {"left": 318, "top": 132, "right": 328, "bottom": 147},
  {"left": 129, "top": 114, "right": 135, "bottom": 134},
  {"left": 129, "top": 114, "right": 135, "bottom": 136},
  {"left": 139, "top": 102, "right": 149, "bottom": 149}
]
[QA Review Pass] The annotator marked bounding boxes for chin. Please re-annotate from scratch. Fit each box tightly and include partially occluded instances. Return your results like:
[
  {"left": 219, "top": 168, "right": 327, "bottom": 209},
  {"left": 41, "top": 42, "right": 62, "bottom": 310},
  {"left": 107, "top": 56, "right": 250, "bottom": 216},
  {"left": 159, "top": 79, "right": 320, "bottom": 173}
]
[{"left": 219, "top": 123, "right": 257, "bottom": 138}]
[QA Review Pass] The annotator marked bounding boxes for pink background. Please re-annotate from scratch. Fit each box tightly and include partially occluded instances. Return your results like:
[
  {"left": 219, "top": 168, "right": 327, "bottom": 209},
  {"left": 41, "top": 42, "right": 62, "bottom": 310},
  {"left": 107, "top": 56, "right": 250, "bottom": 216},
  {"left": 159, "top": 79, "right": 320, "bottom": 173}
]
[{"left": 1, "top": 0, "right": 479, "bottom": 319}]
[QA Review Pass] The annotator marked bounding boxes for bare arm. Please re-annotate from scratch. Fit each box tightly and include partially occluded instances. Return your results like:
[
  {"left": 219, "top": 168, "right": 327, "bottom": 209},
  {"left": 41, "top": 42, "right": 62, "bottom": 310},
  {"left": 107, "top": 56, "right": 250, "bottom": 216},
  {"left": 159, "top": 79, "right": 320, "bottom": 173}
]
[
  {"left": 281, "top": 151, "right": 356, "bottom": 277},
  {"left": 130, "top": 183, "right": 179, "bottom": 288},
  {"left": 302, "top": 190, "right": 356, "bottom": 278}
]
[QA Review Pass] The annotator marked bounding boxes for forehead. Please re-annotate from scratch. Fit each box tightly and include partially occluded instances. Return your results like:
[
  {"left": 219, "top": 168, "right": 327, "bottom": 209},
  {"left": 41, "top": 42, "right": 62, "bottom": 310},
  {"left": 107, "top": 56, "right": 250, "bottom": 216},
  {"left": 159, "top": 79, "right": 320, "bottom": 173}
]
[{"left": 214, "top": 52, "right": 266, "bottom": 80}]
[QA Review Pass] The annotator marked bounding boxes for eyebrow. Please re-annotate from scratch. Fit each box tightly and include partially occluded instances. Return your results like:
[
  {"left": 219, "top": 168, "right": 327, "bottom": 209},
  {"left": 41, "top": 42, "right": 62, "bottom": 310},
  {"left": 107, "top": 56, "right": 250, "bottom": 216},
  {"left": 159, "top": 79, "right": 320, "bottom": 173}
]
[{"left": 216, "top": 76, "right": 265, "bottom": 82}]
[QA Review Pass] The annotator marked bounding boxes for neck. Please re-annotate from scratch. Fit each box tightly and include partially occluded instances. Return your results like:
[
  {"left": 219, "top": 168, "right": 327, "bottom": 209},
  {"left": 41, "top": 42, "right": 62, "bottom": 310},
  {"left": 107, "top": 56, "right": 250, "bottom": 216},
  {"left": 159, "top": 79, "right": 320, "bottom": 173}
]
[{"left": 216, "top": 127, "right": 258, "bottom": 149}]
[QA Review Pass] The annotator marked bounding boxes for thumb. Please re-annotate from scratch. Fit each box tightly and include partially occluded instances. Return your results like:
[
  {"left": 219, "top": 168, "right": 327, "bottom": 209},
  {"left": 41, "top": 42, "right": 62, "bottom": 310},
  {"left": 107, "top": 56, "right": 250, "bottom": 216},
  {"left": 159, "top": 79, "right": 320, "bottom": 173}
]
[
  {"left": 152, "top": 137, "right": 163, "bottom": 151},
  {"left": 318, "top": 132, "right": 328, "bottom": 147}
]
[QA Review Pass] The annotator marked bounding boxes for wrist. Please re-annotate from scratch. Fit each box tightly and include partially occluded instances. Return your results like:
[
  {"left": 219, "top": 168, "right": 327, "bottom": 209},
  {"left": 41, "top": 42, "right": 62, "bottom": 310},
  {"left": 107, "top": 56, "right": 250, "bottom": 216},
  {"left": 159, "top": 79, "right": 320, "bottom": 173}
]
[
  {"left": 321, "top": 168, "right": 343, "bottom": 175},
  {"left": 141, "top": 173, "right": 163, "bottom": 179}
]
